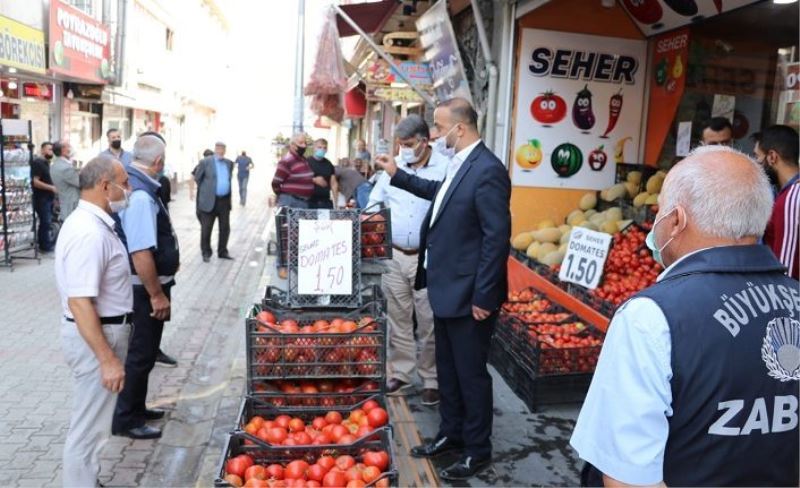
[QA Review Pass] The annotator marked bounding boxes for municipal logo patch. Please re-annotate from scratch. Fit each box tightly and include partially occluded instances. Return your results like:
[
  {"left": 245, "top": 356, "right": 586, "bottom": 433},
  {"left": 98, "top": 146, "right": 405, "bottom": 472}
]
[{"left": 762, "top": 317, "right": 800, "bottom": 382}]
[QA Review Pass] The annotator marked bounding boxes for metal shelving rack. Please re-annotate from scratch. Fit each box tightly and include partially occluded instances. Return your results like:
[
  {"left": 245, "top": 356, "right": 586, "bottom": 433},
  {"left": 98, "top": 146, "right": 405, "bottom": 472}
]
[{"left": 0, "top": 119, "right": 39, "bottom": 269}]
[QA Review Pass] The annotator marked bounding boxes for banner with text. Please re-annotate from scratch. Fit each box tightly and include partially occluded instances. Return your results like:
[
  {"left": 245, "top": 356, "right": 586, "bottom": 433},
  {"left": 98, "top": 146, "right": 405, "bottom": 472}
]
[
  {"left": 512, "top": 29, "right": 646, "bottom": 190},
  {"left": 297, "top": 220, "right": 354, "bottom": 296},
  {"left": 49, "top": 0, "right": 112, "bottom": 84},
  {"left": 559, "top": 228, "right": 612, "bottom": 290}
]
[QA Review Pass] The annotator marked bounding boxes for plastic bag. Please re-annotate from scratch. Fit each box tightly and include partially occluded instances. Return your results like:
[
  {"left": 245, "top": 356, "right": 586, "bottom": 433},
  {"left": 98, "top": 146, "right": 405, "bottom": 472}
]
[{"left": 304, "top": 7, "right": 347, "bottom": 96}]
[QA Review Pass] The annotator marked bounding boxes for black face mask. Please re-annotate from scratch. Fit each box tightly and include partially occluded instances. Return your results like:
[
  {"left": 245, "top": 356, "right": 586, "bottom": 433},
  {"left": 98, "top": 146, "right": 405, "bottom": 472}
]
[
  {"left": 111, "top": 140, "right": 122, "bottom": 150},
  {"left": 44, "top": 154, "right": 53, "bottom": 160}
]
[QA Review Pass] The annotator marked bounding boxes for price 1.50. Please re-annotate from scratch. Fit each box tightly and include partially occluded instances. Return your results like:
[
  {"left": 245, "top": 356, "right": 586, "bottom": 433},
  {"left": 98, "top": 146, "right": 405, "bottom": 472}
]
[
  {"left": 315, "top": 265, "right": 345, "bottom": 293},
  {"left": 562, "top": 254, "right": 598, "bottom": 286}
]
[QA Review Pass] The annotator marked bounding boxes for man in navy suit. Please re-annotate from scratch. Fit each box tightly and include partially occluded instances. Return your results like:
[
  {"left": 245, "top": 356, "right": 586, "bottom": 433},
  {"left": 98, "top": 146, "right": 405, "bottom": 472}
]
[{"left": 375, "top": 98, "right": 511, "bottom": 480}]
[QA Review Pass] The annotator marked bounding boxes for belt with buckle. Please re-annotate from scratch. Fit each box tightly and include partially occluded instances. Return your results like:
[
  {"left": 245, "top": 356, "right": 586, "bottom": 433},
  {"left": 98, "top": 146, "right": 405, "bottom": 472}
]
[
  {"left": 392, "top": 245, "right": 419, "bottom": 256},
  {"left": 65, "top": 313, "right": 132, "bottom": 325}
]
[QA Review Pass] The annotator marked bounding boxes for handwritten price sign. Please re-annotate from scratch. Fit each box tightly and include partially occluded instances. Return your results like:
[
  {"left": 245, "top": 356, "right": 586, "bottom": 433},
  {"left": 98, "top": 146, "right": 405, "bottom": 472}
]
[
  {"left": 558, "top": 228, "right": 612, "bottom": 290},
  {"left": 297, "top": 219, "right": 353, "bottom": 295}
]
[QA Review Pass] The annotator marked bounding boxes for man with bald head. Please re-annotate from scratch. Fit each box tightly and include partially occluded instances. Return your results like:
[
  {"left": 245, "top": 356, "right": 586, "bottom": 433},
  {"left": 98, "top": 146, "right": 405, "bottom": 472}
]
[
  {"left": 111, "top": 133, "right": 180, "bottom": 440},
  {"left": 571, "top": 146, "right": 800, "bottom": 487},
  {"left": 195, "top": 141, "right": 235, "bottom": 262},
  {"left": 375, "top": 97, "right": 511, "bottom": 480},
  {"left": 271, "top": 132, "right": 314, "bottom": 208}
]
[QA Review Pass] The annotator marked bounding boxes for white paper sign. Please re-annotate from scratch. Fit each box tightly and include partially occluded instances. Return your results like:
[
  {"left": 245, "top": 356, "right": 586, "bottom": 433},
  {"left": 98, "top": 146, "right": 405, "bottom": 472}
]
[
  {"left": 559, "top": 228, "right": 612, "bottom": 290},
  {"left": 297, "top": 219, "right": 353, "bottom": 295},
  {"left": 712, "top": 94, "right": 736, "bottom": 121},
  {"left": 511, "top": 29, "right": 647, "bottom": 190},
  {"left": 676, "top": 121, "right": 692, "bottom": 156}
]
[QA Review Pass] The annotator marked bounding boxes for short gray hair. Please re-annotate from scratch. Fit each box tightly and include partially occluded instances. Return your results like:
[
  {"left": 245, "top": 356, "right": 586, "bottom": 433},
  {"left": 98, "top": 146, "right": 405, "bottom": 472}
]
[
  {"left": 133, "top": 134, "right": 166, "bottom": 167},
  {"left": 79, "top": 156, "right": 117, "bottom": 190},
  {"left": 395, "top": 115, "right": 430, "bottom": 141},
  {"left": 662, "top": 145, "right": 773, "bottom": 239}
]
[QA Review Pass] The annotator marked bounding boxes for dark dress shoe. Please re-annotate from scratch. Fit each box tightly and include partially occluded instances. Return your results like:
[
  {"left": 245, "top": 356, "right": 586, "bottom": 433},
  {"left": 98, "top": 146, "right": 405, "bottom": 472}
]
[
  {"left": 386, "top": 378, "right": 413, "bottom": 396},
  {"left": 114, "top": 425, "right": 162, "bottom": 439},
  {"left": 156, "top": 350, "right": 178, "bottom": 367},
  {"left": 218, "top": 253, "right": 234, "bottom": 260},
  {"left": 144, "top": 409, "right": 166, "bottom": 420},
  {"left": 440, "top": 455, "right": 492, "bottom": 481},
  {"left": 202, "top": 255, "right": 211, "bottom": 263},
  {"left": 421, "top": 388, "right": 440, "bottom": 406},
  {"left": 410, "top": 436, "right": 464, "bottom": 458}
]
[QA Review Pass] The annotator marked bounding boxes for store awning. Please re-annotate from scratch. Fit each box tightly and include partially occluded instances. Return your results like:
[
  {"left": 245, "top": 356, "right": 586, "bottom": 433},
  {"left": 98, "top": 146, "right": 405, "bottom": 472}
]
[{"left": 336, "top": 0, "right": 399, "bottom": 37}]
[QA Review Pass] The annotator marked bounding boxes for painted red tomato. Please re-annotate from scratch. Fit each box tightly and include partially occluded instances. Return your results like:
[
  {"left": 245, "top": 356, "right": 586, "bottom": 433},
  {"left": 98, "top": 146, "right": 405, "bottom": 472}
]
[
  {"left": 530, "top": 91, "right": 567, "bottom": 125},
  {"left": 622, "top": 0, "right": 663, "bottom": 25}
]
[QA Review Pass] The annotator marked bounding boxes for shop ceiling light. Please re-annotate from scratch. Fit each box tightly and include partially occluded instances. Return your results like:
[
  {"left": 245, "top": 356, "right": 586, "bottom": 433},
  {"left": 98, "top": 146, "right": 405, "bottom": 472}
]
[
  {"left": 773, "top": 0, "right": 797, "bottom": 4},
  {"left": 8, "top": 81, "right": 17, "bottom": 89},
  {"left": 7, "top": 67, "right": 16, "bottom": 73}
]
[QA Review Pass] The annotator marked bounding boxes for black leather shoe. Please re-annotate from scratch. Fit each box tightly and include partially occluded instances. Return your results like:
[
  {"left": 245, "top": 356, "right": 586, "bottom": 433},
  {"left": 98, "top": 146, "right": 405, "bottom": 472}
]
[
  {"left": 114, "top": 425, "right": 162, "bottom": 439},
  {"left": 202, "top": 255, "right": 211, "bottom": 263},
  {"left": 410, "top": 436, "right": 464, "bottom": 458},
  {"left": 439, "top": 455, "right": 492, "bottom": 481},
  {"left": 156, "top": 351, "right": 178, "bottom": 367},
  {"left": 144, "top": 409, "right": 166, "bottom": 420},
  {"left": 218, "top": 253, "right": 234, "bottom": 260}
]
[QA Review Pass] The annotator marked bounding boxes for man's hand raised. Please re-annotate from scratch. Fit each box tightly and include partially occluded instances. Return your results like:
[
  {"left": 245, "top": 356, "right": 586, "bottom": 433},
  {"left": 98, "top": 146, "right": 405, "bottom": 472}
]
[{"left": 373, "top": 154, "right": 398, "bottom": 177}]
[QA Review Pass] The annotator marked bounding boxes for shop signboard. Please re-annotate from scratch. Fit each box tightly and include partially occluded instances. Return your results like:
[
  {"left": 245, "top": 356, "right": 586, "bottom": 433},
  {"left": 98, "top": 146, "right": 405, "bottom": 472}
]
[
  {"left": 620, "top": 0, "right": 760, "bottom": 36},
  {"left": 297, "top": 219, "right": 354, "bottom": 296},
  {"left": 49, "top": 0, "right": 112, "bottom": 84},
  {"left": 21, "top": 83, "right": 53, "bottom": 102},
  {"left": 415, "top": 0, "right": 472, "bottom": 103},
  {"left": 511, "top": 29, "right": 646, "bottom": 190},
  {"left": 366, "top": 84, "right": 425, "bottom": 103},
  {"left": 0, "top": 15, "right": 46, "bottom": 74},
  {"left": 364, "top": 59, "right": 432, "bottom": 88},
  {"left": 559, "top": 227, "right": 612, "bottom": 290}
]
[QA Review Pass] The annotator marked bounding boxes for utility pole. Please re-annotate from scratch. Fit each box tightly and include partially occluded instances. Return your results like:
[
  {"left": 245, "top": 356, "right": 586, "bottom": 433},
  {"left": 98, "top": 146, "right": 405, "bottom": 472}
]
[{"left": 292, "top": 0, "right": 305, "bottom": 134}]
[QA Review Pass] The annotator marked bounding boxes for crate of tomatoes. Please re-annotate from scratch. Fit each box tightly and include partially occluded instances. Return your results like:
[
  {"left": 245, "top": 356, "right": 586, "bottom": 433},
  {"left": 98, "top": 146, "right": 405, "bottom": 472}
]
[
  {"left": 263, "top": 284, "right": 386, "bottom": 314},
  {"left": 246, "top": 301, "right": 387, "bottom": 385},
  {"left": 360, "top": 204, "right": 392, "bottom": 261},
  {"left": 235, "top": 396, "right": 391, "bottom": 449},
  {"left": 249, "top": 378, "right": 382, "bottom": 410},
  {"left": 217, "top": 428, "right": 397, "bottom": 487}
]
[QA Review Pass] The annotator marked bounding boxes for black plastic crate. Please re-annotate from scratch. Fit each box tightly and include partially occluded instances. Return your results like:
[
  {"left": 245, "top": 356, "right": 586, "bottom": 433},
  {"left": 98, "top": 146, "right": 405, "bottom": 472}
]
[
  {"left": 249, "top": 378, "right": 383, "bottom": 409},
  {"left": 275, "top": 206, "right": 289, "bottom": 267},
  {"left": 360, "top": 203, "right": 392, "bottom": 261},
  {"left": 234, "top": 395, "right": 390, "bottom": 446},
  {"left": 246, "top": 302, "right": 387, "bottom": 383},
  {"left": 489, "top": 339, "right": 593, "bottom": 412},
  {"left": 263, "top": 284, "right": 386, "bottom": 313},
  {"left": 215, "top": 429, "right": 398, "bottom": 487}
]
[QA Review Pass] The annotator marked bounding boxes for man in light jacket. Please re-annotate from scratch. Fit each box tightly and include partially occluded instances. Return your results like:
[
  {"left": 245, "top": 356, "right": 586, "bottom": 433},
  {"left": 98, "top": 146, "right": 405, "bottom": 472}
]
[{"left": 50, "top": 140, "right": 80, "bottom": 219}]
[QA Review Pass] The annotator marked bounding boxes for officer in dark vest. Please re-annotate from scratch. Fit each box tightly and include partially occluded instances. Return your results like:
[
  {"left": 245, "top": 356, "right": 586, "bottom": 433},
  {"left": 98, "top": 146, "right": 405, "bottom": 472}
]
[
  {"left": 111, "top": 134, "right": 180, "bottom": 440},
  {"left": 571, "top": 145, "right": 799, "bottom": 487}
]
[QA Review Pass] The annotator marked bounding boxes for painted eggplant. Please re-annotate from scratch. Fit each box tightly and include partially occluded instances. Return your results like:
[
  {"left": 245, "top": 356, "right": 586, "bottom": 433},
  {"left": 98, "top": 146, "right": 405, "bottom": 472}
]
[
  {"left": 572, "top": 84, "right": 595, "bottom": 132},
  {"left": 664, "top": 0, "right": 698, "bottom": 16}
]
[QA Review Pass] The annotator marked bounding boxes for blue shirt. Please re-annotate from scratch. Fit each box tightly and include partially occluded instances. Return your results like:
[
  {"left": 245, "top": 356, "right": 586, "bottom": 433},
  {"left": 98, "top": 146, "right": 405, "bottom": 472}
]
[
  {"left": 215, "top": 157, "right": 231, "bottom": 196},
  {"left": 119, "top": 188, "right": 159, "bottom": 254},
  {"left": 236, "top": 155, "right": 252, "bottom": 175},
  {"left": 101, "top": 148, "right": 133, "bottom": 166},
  {"left": 367, "top": 151, "right": 448, "bottom": 249}
]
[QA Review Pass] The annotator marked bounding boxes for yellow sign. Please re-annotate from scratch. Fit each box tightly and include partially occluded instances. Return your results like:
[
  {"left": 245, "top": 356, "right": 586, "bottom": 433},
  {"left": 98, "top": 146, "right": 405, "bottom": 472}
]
[
  {"left": 0, "top": 15, "right": 46, "bottom": 74},
  {"left": 366, "top": 85, "right": 425, "bottom": 103}
]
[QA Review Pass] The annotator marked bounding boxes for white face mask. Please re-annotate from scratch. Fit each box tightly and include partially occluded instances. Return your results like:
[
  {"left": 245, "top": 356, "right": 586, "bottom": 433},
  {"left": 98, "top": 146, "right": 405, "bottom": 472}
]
[
  {"left": 432, "top": 125, "right": 459, "bottom": 159},
  {"left": 398, "top": 141, "right": 423, "bottom": 164},
  {"left": 108, "top": 183, "right": 131, "bottom": 213}
]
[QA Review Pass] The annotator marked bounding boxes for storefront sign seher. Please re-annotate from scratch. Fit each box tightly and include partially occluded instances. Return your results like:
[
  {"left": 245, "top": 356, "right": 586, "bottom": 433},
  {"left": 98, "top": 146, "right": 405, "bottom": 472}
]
[
  {"left": 620, "top": 0, "right": 760, "bottom": 36},
  {"left": 415, "top": 0, "right": 472, "bottom": 103},
  {"left": 0, "top": 15, "right": 46, "bottom": 74},
  {"left": 49, "top": 0, "right": 112, "bottom": 84},
  {"left": 297, "top": 219, "right": 353, "bottom": 296},
  {"left": 559, "top": 228, "right": 612, "bottom": 290},
  {"left": 366, "top": 85, "right": 424, "bottom": 103},
  {"left": 511, "top": 29, "right": 646, "bottom": 190}
]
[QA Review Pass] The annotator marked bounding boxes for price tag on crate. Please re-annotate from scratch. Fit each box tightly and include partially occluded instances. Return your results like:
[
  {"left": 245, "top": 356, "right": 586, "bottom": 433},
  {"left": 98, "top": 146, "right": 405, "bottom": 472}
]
[
  {"left": 297, "top": 219, "right": 354, "bottom": 295},
  {"left": 559, "top": 228, "right": 612, "bottom": 290}
]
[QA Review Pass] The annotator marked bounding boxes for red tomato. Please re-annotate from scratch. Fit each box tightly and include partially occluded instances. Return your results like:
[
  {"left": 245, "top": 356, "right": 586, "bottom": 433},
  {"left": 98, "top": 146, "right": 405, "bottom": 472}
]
[
  {"left": 330, "top": 424, "right": 348, "bottom": 442},
  {"left": 344, "top": 466, "right": 363, "bottom": 482},
  {"left": 266, "top": 464, "right": 285, "bottom": 480},
  {"left": 226, "top": 455, "right": 255, "bottom": 478},
  {"left": 311, "top": 417, "right": 328, "bottom": 431},
  {"left": 288, "top": 418, "right": 305, "bottom": 433},
  {"left": 307, "top": 464, "right": 328, "bottom": 483},
  {"left": 285, "top": 460, "right": 310, "bottom": 481},
  {"left": 256, "top": 311, "right": 276, "bottom": 324},
  {"left": 243, "top": 479, "right": 270, "bottom": 488},
  {"left": 361, "top": 400, "right": 380, "bottom": 412},
  {"left": 362, "top": 451, "right": 389, "bottom": 471},
  {"left": 312, "top": 433, "right": 333, "bottom": 445},
  {"left": 224, "top": 474, "right": 244, "bottom": 487},
  {"left": 266, "top": 427, "right": 288, "bottom": 445},
  {"left": 361, "top": 466, "right": 381, "bottom": 484},
  {"left": 530, "top": 91, "right": 567, "bottom": 125},
  {"left": 245, "top": 465, "right": 267, "bottom": 481},
  {"left": 322, "top": 470, "right": 347, "bottom": 488},
  {"left": 337, "top": 434, "right": 357, "bottom": 445},
  {"left": 366, "top": 408, "right": 388, "bottom": 428},
  {"left": 317, "top": 456, "right": 336, "bottom": 471},
  {"left": 324, "top": 411, "right": 343, "bottom": 425},
  {"left": 293, "top": 432, "right": 313, "bottom": 445},
  {"left": 274, "top": 415, "right": 291, "bottom": 429},
  {"left": 307, "top": 482, "right": 321, "bottom": 488},
  {"left": 335, "top": 455, "right": 356, "bottom": 471}
]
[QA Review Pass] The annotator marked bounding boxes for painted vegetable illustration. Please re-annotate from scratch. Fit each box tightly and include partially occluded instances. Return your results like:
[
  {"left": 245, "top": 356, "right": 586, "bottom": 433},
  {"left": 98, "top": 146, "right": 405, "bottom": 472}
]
[
  {"left": 530, "top": 91, "right": 567, "bottom": 126},
  {"left": 664, "top": 0, "right": 698, "bottom": 16},
  {"left": 672, "top": 55, "right": 684, "bottom": 78},
  {"left": 622, "top": 0, "right": 663, "bottom": 25},
  {"left": 572, "top": 85, "right": 595, "bottom": 132},
  {"left": 601, "top": 89, "right": 623, "bottom": 139},
  {"left": 656, "top": 58, "right": 668, "bottom": 86},
  {"left": 515, "top": 139, "right": 543, "bottom": 170},
  {"left": 614, "top": 137, "right": 633, "bottom": 164},
  {"left": 588, "top": 145, "right": 608, "bottom": 171},
  {"left": 551, "top": 143, "right": 583, "bottom": 178}
]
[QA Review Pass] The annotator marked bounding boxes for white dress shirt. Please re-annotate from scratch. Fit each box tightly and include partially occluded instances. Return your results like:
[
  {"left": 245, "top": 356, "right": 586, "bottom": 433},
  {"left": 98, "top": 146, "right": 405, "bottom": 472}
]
[
  {"left": 570, "top": 249, "right": 709, "bottom": 485},
  {"left": 367, "top": 151, "right": 448, "bottom": 249},
  {"left": 55, "top": 200, "right": 133, "bottom": 319},
  {"left": 429, "top": 139, "right": 482, "bottom": 227}
]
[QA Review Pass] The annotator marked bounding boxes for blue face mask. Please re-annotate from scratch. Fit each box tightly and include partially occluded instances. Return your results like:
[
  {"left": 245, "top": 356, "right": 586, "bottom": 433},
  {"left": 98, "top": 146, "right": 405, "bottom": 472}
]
[
  {"left": 314, "top": 149, "right": 326, "bottom": 159},
  {"left": 645, "top": 207, "right": 677, "bottom": 267},
  {"left": 157, "top": 170, "right": 166, "bottom": 179}
]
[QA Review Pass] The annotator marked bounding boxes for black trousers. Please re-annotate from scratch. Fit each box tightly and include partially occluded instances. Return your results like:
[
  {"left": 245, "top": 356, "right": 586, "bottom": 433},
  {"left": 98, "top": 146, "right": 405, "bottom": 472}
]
[
  {"left": 308, "top": 197, "right": 333, "bottom": 209},
  {"left": 113, "top": 283, "right": 173, "bottom": 432},
  {"left": 199, "top": 195, "right": 231, "bottom": 258},
  {"left": 434, "top": 312, "right": 496, "bottom": 459},
  {"left": 33, "top": 195, "right": 54, "bottom": 252}
]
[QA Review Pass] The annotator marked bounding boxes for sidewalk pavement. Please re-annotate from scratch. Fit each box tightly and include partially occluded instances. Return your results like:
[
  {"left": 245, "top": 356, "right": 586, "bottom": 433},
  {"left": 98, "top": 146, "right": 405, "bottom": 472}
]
[{"left": 0, "top": 165, "right": 275, "bottom": 488}]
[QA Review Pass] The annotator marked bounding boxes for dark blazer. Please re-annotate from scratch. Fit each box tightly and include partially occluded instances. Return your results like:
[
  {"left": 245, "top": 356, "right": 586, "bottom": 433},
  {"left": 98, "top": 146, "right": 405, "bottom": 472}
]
[
  {"left": 194, "top": 156, "right": 234, "bottom": 213},
  {"left": 391, "top": 141, "right": 511, "bottom": 318}
]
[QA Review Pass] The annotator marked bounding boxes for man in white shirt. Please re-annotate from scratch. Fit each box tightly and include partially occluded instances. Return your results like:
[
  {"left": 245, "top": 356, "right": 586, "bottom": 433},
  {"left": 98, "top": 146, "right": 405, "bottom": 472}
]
[
  {"left": 55, "top": 155, "right": 133, "bottom": 488},
  {"left": 368, "top": 115, "right": 447, "bottom": 405}
]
